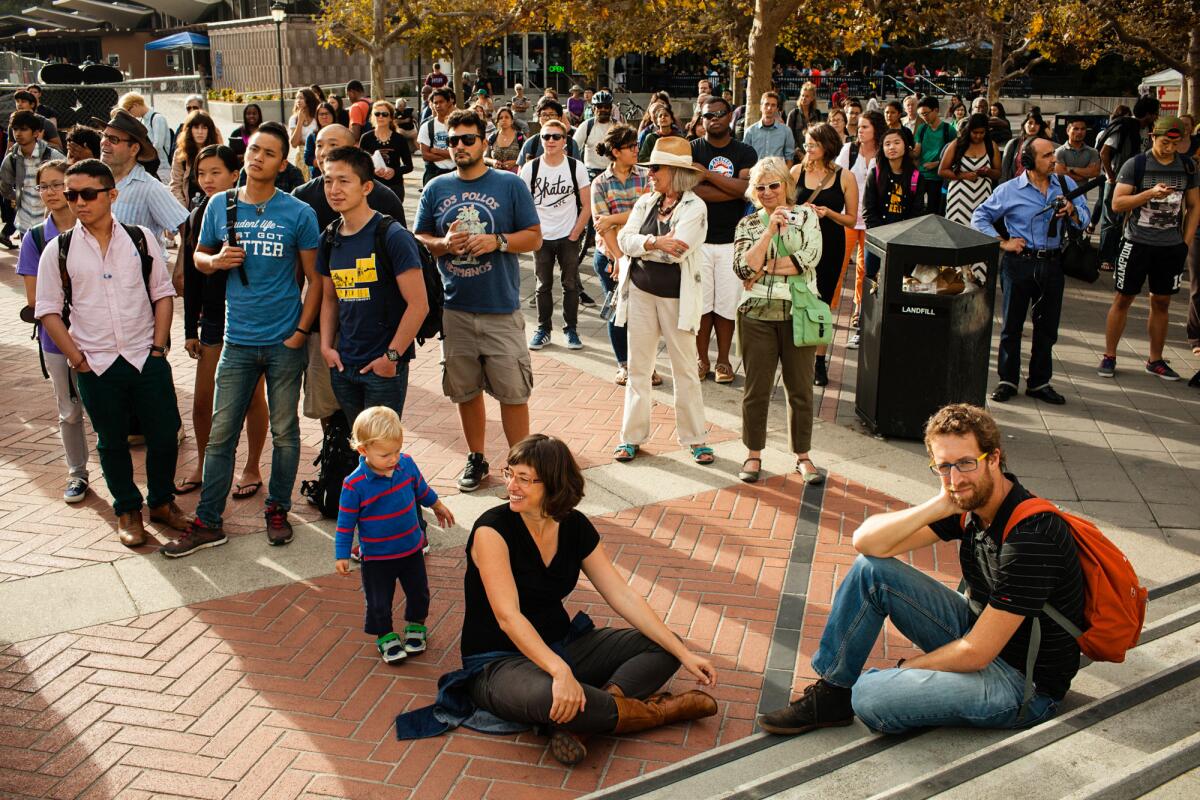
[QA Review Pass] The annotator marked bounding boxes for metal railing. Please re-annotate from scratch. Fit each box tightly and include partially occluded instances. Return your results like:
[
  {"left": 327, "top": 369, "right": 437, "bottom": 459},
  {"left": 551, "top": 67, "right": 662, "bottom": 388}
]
[{"left": 0, "top": 52, "right": 47, "bottom": 87}]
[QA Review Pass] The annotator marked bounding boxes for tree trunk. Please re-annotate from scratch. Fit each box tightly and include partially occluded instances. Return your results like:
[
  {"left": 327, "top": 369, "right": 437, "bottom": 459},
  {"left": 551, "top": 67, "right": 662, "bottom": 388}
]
[
  {"left": 987, "top": 29, "right": 1005, "bottom": 104},
  {"left": 746, "top": 0, "right": 799, "bottom": 127},
  {"left": 1187, "top": 29, "right": 1200, "bottom": 118},
  {"left": 371, "top": 0, "right": 387, "bottom": 100}
]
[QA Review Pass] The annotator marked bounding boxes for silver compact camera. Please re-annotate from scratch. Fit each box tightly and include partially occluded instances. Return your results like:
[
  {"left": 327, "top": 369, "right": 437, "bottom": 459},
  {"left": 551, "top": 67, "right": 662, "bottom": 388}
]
[{"left": 783, "top": 209, "right": 806, "bottom": 227}]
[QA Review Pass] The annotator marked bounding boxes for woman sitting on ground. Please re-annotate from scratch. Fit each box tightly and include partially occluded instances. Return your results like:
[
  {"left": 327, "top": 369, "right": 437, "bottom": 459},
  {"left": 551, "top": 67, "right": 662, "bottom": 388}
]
[{"left": 397, "top": 435, "right": 718, "bottom": 766}]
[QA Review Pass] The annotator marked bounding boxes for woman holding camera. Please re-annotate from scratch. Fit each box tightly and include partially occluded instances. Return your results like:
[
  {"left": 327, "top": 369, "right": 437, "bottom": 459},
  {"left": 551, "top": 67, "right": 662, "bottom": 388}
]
[{"left": 733, "top": 158, "right": 825, "bottom": 484}]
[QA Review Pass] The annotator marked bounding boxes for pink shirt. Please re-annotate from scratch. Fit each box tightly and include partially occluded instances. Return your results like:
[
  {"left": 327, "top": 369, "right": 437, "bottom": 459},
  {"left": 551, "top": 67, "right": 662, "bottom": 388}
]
[{"left": 34, "top": 216, "right": 174, "bottom": 376}]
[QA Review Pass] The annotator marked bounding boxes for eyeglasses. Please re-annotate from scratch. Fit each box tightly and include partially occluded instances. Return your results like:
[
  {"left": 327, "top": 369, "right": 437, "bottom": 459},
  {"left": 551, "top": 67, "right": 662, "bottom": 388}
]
[
  {"left": 186, "top": 106, "right": 202, "bottom": 112},
  {"left": 102, "top": 134, "right": 132, "bottom": 146},
  {"left": 64, "top": 187, "right": 109, "bottom": 203},
  {"left": 803, "top": 142, "right": 820, "bottom": 150},
  {"left": 648, "top": 164, "right": 663, "bottom": 173},
  {"left": 753, "top": 181, "right": 782, "bottom": 193},
  {"left": 446, "top": 134, "right": 479, "bottom": 147},
  {"left": 928, "top": 452, "right": 990, "bottom": 477},
  {"left": 701, "top": 110, "right": 730, "bottom": 120},
  {"left": 540, "top": 133, "right": 565, "bottom": 141},
  {"left": 35, "top": 181, "right": 65, "bottom": 193},
  {"left": 501, "top": 467, "right": 542, "bottom": 487},
  {"left": 373, "top": 111, "right": 391, "bottom": 117}
]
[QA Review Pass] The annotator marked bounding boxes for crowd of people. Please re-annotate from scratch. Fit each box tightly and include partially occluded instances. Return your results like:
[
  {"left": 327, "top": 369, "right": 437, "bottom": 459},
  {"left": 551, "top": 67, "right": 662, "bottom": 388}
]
[{"left": 1, "top": 68, "right": 1192, "bottom": 768}]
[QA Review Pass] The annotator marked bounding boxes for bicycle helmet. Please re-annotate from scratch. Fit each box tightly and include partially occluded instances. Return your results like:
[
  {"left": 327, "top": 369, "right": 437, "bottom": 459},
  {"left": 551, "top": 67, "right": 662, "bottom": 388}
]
[{"left": 592, "top": 90, "right": 614, "bottom": 106}]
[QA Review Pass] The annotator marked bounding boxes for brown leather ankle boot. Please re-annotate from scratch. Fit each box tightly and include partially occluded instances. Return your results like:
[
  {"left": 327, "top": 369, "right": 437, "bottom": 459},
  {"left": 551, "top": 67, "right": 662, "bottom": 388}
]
[{"left": 610, "top": 688, "right": 718, "bottom": 735}]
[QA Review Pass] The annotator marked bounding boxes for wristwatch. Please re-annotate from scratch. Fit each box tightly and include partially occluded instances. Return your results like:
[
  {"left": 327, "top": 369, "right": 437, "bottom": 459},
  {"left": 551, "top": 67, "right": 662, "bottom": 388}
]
[
  {"left": 385, "top": 348, "right": 401, "bottom": 362},
  {"left": 495, "top": 233, "right": 509, "bottom": 253},
  {"left": 149, "top": 345, "right": 167, "bottom": 356}
]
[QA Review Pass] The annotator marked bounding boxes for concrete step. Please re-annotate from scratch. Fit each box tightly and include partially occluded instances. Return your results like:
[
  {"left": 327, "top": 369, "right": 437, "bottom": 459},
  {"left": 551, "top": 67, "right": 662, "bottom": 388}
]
[
  {"left": 581, "top": 570, "right": 1200, "bottom": 800},
  {"left": 1058, "top": 731, "right": 1200, "bottom": 800}
]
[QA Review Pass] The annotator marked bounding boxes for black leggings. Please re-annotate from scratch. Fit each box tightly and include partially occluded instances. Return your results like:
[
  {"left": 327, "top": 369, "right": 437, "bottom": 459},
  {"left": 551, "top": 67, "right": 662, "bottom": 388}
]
[{"left": 468, "top": 627, "right": 680, "bottom": 734}]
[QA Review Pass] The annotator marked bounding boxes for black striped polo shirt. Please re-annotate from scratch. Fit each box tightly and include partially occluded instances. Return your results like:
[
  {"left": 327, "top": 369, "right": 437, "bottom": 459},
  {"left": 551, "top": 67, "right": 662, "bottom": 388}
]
[{"left": 931, "top": 475, "right": 1085, "bottom": 700}]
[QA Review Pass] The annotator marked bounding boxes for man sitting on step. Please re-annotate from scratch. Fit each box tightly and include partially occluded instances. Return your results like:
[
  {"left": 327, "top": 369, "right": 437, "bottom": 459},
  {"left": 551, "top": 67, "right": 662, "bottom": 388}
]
[{"left": 759, "top": 404, "right": 1084, "bottom": 735}]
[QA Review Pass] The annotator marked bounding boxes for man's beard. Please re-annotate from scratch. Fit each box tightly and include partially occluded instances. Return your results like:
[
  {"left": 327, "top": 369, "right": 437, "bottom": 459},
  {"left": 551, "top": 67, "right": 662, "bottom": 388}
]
[
  {"left": 950, "top": 470, "right": 993, "bottom": 512},
  {"left": 454, "top": 152, "right": 481, "bottom": 168}
]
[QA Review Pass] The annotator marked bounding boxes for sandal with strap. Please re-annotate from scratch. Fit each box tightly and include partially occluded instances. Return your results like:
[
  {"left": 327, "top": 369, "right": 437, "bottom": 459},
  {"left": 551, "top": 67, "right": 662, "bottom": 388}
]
[
  {"left": 738, "top": 457, "right": 761, "bottom": 483},
  {"left": 691, "top": 445, "right": 715, "bottom": 465},
  {"left": 796, "top": 457, "right": 824, "bottom": 485},
  {"left": 613, "top": 443, "right": 639, "bottom": 462},
  {"left": 698, "top": 359, "right": 710, "bottom": 380},
  {"left": 714, "top": 362, "right": 735, "bottom": 384}
]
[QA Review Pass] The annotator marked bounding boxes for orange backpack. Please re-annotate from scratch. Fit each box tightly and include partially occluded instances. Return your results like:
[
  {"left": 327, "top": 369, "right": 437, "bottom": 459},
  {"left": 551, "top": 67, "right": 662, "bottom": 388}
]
[{"left": 1002, "top": 498, "right": 1147, "bottom": 663}]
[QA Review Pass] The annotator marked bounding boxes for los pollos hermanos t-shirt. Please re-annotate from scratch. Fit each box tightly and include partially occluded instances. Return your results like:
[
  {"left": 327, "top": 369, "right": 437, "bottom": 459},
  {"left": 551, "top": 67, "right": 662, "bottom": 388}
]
[
  {"left": 415, "top": 168, "right": 540, "bottom": 314},
  {"left": 199, "top": 189, "right": 321, "bottom": 346},
  {"left": 518, "top": 155, "right": 590, "bottom": 240}
]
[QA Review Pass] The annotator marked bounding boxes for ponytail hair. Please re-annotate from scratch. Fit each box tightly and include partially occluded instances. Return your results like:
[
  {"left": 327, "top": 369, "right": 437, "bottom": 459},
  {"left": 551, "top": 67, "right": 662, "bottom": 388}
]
[{"left": 596, "top": 123, "right": 637, "bottom": 159}]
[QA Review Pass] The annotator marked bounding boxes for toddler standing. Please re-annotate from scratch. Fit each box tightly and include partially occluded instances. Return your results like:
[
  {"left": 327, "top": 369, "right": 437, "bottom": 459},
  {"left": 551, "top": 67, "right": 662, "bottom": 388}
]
[{"left": 335, "top": 406, "right": 454, "bottom": 663}]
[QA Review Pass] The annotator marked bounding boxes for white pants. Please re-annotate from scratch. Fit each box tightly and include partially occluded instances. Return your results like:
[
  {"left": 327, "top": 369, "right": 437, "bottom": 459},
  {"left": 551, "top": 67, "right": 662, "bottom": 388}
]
[
  {"left": 699, "top": 242, "right": 740, "bottom": 320},
  {"left": 45, "top": 351, "right": 89, "bottom": 481},
  {"left": 620, "top": 283, "right": 707, "bottom": 446}
]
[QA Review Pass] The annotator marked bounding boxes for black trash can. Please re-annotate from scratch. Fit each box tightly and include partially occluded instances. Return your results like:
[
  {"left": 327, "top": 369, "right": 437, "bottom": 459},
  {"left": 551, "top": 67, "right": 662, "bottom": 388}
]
[{"left": 855, "top": 215, "right": 1000, "bottom": 439}]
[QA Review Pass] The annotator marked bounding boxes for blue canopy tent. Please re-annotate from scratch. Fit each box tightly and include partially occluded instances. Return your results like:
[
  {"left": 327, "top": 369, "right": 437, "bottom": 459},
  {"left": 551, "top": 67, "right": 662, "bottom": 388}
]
[{"left": 143, "top": 32, "right": 209, "bottom": 80}]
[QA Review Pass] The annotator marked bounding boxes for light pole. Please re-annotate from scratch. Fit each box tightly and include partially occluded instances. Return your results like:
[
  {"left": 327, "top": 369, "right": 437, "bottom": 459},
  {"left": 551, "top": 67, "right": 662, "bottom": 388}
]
[{"left": 270, "top": 2, "right": 287, "bottom": 122}]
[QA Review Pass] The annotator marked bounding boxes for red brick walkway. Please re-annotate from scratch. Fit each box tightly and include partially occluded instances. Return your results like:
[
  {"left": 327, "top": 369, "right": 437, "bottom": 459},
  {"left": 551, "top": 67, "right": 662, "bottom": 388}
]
[
  {"left": 1, "top": 476, "right": 811, "bottom": 799},
  {"left": 0, "top": 246, "right": 734, "bottom": 580}
]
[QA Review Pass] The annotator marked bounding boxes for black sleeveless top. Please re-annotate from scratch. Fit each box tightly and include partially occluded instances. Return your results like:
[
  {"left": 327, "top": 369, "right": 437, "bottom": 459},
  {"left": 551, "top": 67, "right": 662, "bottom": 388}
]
[
  {"left": 461, "top": 504, "right": 600, "bottom": 657},
  {"left": 796, "top": 166, "right": 848, "bottom": 301}
]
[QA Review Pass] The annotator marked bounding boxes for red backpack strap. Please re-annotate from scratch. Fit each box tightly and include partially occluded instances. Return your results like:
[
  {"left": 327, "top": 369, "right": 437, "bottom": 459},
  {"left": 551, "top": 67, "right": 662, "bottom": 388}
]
[{"left": 1001, "top": 497, "right": 1059, "bottom": 542}]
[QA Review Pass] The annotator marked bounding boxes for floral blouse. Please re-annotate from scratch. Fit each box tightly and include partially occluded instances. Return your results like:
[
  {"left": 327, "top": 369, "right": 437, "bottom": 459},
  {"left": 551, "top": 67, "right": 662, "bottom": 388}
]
[{"left": 732, "top": 206, "right": 822, "bottom": 321}]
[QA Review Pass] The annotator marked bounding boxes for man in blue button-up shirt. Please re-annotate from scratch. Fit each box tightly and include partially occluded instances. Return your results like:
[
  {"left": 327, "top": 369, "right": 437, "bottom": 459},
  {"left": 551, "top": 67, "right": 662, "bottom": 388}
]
[{"left": 972, "top": 138, "right": 1090, "bottom": 405}]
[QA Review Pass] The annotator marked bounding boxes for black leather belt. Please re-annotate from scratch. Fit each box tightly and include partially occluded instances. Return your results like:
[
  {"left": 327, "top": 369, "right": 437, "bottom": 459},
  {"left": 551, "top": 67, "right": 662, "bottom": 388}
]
[{"left": 1012, "top": 248, "right": 1061, "bottom": 260}]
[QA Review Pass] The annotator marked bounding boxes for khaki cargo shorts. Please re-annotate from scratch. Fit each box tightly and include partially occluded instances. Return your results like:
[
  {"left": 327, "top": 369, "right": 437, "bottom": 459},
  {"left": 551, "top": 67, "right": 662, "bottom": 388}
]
[{"left": 441, "top": 308, "right": 533, "bottom": 405}]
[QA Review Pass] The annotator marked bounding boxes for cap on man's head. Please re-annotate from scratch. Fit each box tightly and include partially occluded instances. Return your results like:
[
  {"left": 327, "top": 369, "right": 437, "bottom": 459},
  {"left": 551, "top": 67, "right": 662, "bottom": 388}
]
[{"left": 1153, "top": 116, "right": 1185, "bottom": 138}]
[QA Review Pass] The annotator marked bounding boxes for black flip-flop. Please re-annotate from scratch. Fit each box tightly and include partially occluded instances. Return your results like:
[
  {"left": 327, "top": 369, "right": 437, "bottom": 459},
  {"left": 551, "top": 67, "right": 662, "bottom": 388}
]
[
  {"left": 174, "top": 480, "right": 201, "bottom": 495},
  {"left": 232, "top": 481, "right": 262, "bottom": 500}
]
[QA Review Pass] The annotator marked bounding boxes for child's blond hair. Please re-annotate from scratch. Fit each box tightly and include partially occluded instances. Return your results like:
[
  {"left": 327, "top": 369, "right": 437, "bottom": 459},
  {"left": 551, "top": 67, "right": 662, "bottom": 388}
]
[{"left": 350, "top": 406, "right": 404, "bottom": 450}]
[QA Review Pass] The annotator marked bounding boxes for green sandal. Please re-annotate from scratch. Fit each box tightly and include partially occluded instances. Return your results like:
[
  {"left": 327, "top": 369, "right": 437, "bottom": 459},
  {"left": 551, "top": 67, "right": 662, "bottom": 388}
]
[
  {"left": 376, "top": 632, "right": 407, "bottom": 664},
  {"left": 691, "top": 445, "right": 715, "bottom": 465},
  {"left": 613, "top": 443, "right": 639, "bottom": 462}
]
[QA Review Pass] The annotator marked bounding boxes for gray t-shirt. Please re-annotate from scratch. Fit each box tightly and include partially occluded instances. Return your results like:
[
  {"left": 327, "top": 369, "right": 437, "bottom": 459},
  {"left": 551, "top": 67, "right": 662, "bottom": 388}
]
[
  {"left": 1116, "top": 153, "right": 1198, "bottom": 246},
  {"left": 1055, "top": 143, "right": 1098, "bottom": 171}
]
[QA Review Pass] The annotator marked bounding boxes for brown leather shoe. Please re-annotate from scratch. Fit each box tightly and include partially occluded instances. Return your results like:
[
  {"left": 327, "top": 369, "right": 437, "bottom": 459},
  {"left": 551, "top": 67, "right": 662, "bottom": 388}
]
[
  {"left": 117, "top": 510, "right": 147, "bottom": 547},
  {"left": 149, "top": 501, "right": 190, "bottom": 532},
  {"left": 610, "top": 688, "right": 717, "bottom": 735}
]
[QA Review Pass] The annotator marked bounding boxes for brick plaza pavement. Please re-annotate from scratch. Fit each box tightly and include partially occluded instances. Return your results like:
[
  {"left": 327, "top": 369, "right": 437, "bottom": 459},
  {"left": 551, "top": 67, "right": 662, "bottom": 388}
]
[{"left": 0, "top": 171, "right": 1197, "bottom": 797}]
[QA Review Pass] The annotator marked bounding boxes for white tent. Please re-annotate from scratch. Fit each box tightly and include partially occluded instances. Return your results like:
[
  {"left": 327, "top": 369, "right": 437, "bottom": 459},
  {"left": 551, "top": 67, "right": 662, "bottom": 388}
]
[
  {"left": 1140, "top": 68, "right": 1184, "bottom": 114},
  {"left": 1142, "top": 68, "right": 1182, "bottom": 87}
]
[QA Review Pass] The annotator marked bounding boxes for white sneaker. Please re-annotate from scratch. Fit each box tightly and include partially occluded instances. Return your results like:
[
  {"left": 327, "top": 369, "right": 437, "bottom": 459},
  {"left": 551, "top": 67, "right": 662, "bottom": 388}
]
[{"left": 847, "top": 331, "right": 861, "bottom": 349}]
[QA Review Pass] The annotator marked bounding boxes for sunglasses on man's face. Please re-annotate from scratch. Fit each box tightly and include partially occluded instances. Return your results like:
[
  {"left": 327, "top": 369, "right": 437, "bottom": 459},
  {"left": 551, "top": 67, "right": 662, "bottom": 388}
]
[
  {"left": 540, "top": 133, "right": 564, "bottom": 141},
  {"left": 102, "top": 134, "right": 132, "bottom": 146},
  {"left": 447, "top": 134, "right": 479, "bottom": 147},
  {"left": 186, "top": 106, "right": 202, "bottom": 113},
  {"left": 65, "top": 187, "right": 109, "bottom": 203},
  {"left": 701, "top": 110, "right": 730, "bottom": 120}
]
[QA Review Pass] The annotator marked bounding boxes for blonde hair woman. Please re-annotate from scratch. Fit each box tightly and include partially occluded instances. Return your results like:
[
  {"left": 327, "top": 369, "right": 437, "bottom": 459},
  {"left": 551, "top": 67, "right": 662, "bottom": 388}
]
[{"left": 733, "top": 158, "right": 824, "bottom": 484}]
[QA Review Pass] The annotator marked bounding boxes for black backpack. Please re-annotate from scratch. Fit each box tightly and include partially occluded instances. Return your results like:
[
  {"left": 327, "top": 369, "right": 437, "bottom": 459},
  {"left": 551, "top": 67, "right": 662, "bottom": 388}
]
[
  {"left": 319, "top": 214, "right": 443, "bottom": 346},
  {"left": 57, "top": 224, "right": 155, "bottom": 329},
  {"left": 299, "top": 410, "right": 358, "bottom": 519}
]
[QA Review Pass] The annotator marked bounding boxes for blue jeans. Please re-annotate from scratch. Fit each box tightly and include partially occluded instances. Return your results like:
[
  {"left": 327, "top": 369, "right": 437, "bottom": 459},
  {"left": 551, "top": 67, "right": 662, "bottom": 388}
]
[
  {"left": 998, "top": 253, "right": 1064, "bottom": 390},
  {"left": 329, "top": 361, "right": 411, "bottom": 425},
  {"left": 196, "top": 342, "right": 307, "bottom": 525},
  {"left": 812, "top": 555, "right": 1058, "bottom": 734},
  {"left": 594, "top": 251, "right": 628, "bottom": 365}
]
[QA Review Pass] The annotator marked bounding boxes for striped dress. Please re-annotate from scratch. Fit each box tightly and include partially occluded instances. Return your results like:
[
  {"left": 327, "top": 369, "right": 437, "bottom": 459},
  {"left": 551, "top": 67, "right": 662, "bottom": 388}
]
[{"left": 945, "top": 151, "right": 993, "bottom": 227}]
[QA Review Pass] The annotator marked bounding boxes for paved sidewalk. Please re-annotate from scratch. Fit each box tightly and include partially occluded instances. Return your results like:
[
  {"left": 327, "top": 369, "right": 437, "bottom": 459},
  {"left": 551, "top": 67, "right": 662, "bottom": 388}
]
[{"left": 0, "top": 170, "right": 1197, "bottom": 798}]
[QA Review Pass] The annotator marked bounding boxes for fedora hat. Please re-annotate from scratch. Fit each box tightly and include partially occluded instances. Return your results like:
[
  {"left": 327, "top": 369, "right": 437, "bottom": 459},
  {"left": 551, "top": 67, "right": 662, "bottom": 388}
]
[
  {"left": 638, "top": 136, "right": 705, "bottom": 172},
  {"left": 89, "top": 109, "right": 156, "bottom": 163}
]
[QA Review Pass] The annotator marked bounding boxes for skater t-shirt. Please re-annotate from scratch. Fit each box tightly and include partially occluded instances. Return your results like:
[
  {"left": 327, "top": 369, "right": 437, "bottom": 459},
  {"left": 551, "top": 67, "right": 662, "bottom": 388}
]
[
  {"left": 1116, "top": 153, "right": 1199, "bottom": 247},
  {"left": 414, "top": 169, "right": 540, "bottom": 314},
  {"left": 519, "top": 155, "right": 589, "bottom": 239},
  {"left": 198, "top": 189, "right": 321, "bottom": 346}
]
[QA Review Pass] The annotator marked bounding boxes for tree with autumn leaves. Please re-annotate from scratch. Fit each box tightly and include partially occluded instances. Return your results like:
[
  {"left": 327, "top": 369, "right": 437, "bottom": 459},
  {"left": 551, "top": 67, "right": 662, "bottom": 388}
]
[{"left": 316, "top": 0, "right": 1188, "bottom": 116}]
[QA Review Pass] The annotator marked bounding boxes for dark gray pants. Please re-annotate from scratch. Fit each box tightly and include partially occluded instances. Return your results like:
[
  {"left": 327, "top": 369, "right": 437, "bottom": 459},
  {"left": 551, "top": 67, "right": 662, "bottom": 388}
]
[
  {"left": 468, "top": 627, "right": 679, "bottom": 734},
  {"left": 1187, "top": 228, "right": 1200, "bottom": 350},
  {"left": 534, "top": 236, "right": 582, "bottom": 332}
]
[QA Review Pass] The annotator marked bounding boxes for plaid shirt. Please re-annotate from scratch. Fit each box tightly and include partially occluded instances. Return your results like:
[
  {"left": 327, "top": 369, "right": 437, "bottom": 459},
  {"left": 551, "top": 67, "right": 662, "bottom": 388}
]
[{"left": 591, "top": 165, "right": 650, "bottom": 257}]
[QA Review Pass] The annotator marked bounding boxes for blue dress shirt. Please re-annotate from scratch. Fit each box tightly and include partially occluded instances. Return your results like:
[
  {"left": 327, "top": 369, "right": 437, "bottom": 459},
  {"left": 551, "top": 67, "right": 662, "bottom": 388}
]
[{"left": 972, "top": 173, "right": 1092, "bottom": 251}]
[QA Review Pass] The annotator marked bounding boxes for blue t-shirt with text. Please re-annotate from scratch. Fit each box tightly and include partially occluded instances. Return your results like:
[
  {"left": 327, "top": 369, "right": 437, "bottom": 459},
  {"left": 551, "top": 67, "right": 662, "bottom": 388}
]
[
  {"left": 317, "top": 213, "right": 422, "bottom": 364},
  {"left": 414, "top": 169, "right": 540, "bottom": 313},
  {"left": 198, "top": 189, "right": 321, "bottom": 345}
]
